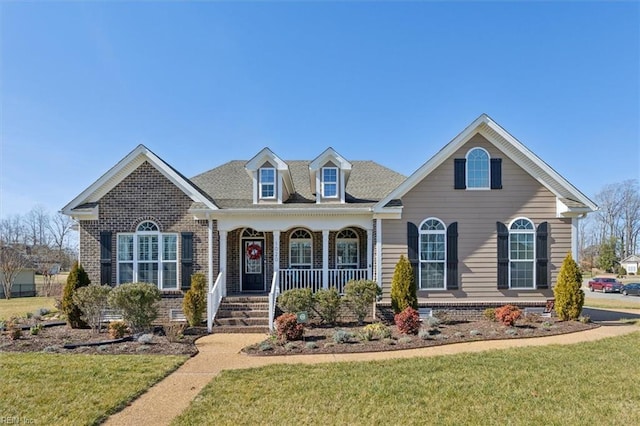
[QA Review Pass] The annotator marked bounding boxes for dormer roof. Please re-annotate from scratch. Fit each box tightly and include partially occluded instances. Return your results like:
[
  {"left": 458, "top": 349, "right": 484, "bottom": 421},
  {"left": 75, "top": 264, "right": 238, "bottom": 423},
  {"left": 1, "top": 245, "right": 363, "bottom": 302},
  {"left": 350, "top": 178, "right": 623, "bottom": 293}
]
[
  {"left": 308, "top": 147, "right": 352, "bottom": 195},
  {"left": 244, "top": 147, "right": 294, "bottom": 195}
]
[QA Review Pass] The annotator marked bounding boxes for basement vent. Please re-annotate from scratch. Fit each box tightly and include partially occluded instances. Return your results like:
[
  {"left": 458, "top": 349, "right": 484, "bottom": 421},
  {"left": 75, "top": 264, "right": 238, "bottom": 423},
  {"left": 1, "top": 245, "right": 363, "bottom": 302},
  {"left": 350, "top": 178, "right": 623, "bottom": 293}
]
[
  {"left": 170, "top": 309, "right": 187, "bottom": 322},
  {"left": 418, "top": 308, "right": 433, "bottom": 320}
]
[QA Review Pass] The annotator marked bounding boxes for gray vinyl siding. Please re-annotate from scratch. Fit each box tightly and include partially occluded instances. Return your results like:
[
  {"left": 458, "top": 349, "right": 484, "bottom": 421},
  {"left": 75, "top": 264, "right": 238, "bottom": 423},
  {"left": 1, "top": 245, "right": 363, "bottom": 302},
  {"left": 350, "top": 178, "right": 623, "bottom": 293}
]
[{"left": 381, "top": 133, "right": 569, "bottom": 301}]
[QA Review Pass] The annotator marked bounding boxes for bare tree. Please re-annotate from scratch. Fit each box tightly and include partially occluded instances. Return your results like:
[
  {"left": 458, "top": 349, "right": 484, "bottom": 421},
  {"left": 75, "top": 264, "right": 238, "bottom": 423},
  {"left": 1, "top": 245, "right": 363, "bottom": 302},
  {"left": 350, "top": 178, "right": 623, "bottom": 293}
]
[
  {"left": 618, "top": 179, "right": 640, "bottom": 258},
  {"left": 48, "top": 212, "right": 75, "bottom": 256},
  {"left": 24, "top": 205, "right": 51, "bottom": 247},
  {"left": 0, "top": 215, "right": 26, "bottom": 245},
  {"left": 0, "top": 244, "right": 32, "bottom": 299},
  {"left": 594, "top": 184, "right": 623, "bottom": 246},
  {"left": 31, "top": 245, "right": 61, "bottom": 297}
]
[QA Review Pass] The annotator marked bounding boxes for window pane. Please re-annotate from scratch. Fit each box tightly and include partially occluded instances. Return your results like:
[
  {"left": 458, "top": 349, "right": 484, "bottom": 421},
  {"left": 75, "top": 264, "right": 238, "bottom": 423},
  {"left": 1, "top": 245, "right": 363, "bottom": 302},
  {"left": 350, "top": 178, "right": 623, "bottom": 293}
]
[
  {"left": 260, "top": 168, "right": 275, "bottom": 198},
  {"left": 511, "top": 262, "right": 534, "bottom": 288},
  {"left": 420, "top": 263, "right": 445, "bottom": 289},
  {"left": 118, "top": 235, "right": 133, "bottom": 261},
  {"left": 139, "top": 263, "right": 159, "bottom": 285},
  {"left": 323, "top": 183, "right": 337, "bottom": 197},
  {"left": 261, "top": 184, "right": 275, "bottom": 198},
  {"left": 467, "top": 148, "right": 489, "bottom": 188},
  {"left": 162, "top": 263, "right": 177, "bottom": 289},
  {"left": 119, "top": 263, "right": 133, "bottom": 284},
  {"left": 420, "top": 234, "right": 445, "bottom": 261},
  {"left": 163, "top": 235, "right": 177, "bottom": 260},
  {"left": 337, "top": 241, "right": 358, "bottom": 267},
  {"left": 510, "top": 234, "right": 534, "bottom": 260},
  {"left": 323, "top": 168, "right": 337, "bottom": 182},
  {"left": 138, "top": 235, "right": 158, "bottom": 261},
  {"left": 323, "top": 168, "right": 338, "bottom": 197}
]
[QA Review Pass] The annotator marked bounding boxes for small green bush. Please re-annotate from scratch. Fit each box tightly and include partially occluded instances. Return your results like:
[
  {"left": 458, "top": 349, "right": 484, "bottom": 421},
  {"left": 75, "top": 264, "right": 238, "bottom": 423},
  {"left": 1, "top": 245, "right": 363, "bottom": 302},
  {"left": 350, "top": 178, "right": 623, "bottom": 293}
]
[
  {"left": 344, "top": 280, "right": 379, "bottom": 325},
  {"left": 275, "top": 313, "right": 304, "bottom": 342},
  {"left": 553, "top": 252, "right": 584, "bottom": 321},
  {"left": 332, "top": 329, "right": 352, "bottom": 344},
  {"left": 313, "top": 288, "right": 341, "bottom": 325},
  {"left": 29, "top": 324, "right": 43, "bottom": 336},
  {"left": 423, "top": 316, "right": 441, "bottom": 329},
  {"left": 391, "top": 255, "right": 417, "bottom": 313},
  {"left": 108, "top": 320, "right": 129, "bottom": 339},
  {"left": 278, "top": 288, "right": 314, "bottom": 315},
  {"left": 362, "top": 322, "right": 392, "bottom": 340},
  {"left": 494, "top": 305, "right": 522, "bottom": 327},
  {"left": 183, "top": 273, "right": 207, "bottom": 326},
  {"left": 483, "top": 308, "right": 496, "bottom": 321},
  {"left": 73, "top": 284, "right": 112, "bottom": 334},
  {"left": 62, "top": 261, "right": 91, "bottom": 329},
  {"left": 394, "top": 307, "right": 421, "bottom": 335},
  {"left": 108, "top": 282, "right": 161, "bottom": 332}
]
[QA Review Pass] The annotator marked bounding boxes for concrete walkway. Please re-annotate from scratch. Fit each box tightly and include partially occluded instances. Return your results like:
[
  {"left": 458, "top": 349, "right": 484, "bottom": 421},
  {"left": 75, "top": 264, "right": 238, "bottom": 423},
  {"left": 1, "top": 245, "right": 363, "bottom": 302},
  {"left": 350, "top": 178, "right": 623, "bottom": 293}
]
[{"left": 105, "top": 313, "right": 639, "bottom": 426}]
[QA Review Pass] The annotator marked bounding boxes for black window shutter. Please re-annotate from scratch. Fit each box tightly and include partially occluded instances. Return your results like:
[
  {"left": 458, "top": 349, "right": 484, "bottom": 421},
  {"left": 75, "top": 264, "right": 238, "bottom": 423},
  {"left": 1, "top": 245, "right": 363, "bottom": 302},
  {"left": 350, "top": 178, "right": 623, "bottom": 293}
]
[
  {"left": 454, "top": 159, "right": 466, "bottom": 189},
  {"left": 407, "top": 222, "right": 419, "bottom": 289},
  {"left": 100, "top": 231, "right": 112, "bottom": 286},
  {"left": 536, "top": 222, "right": 549, "bottom": 289},
  {"left": 181, "top": 232, "right": 194, "bottom": 290},
  {"left": 490, "top": 158, "right": 502, "bottom": 189},
  {"left": 497, "top": 222, "right": 509, "bottom": 289},
  {"left": 446, "top": 222, "right": 458, "bottom": 290}
]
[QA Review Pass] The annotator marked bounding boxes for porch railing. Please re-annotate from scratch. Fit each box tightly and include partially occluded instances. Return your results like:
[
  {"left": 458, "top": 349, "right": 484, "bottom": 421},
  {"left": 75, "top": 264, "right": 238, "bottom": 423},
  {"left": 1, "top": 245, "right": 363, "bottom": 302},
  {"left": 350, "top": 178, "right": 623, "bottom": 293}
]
[
  {"left": 207, "top": 271, "right": 225, "bottom": 333},
  {"left": 268, "top": 272, "right": 280, "bottom": 332},
  {"left": 278, "top": 268, "right": 368, "bottom": 294}
]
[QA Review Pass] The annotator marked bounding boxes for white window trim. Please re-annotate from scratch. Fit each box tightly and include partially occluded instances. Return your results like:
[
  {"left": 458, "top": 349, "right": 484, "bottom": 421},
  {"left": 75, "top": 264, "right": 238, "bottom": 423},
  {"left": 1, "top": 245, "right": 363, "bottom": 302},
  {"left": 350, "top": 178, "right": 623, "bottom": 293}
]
[
  {"left": 336, "top": 228, "right": 359, "bottom": 269},
  {"left": 465, "top": 147, "right": 491, "bottom": 191},
  {"left": 321, "top": 167, "right": 339, "bottom": 199},
  {"left": 289, "top": 229, "right": 313, "bottom": 269},
  {"left": 418, "top": 218, "right": 447, "bottom": 291},
  {"left": 116, "top": 222, "right": 179, "bottom": 291},
  {"left": 508, "top": 217, "right": 536, "bottom": 290},
  {"left": 259, "top": 167, "right": 276, "bottom": 200}
]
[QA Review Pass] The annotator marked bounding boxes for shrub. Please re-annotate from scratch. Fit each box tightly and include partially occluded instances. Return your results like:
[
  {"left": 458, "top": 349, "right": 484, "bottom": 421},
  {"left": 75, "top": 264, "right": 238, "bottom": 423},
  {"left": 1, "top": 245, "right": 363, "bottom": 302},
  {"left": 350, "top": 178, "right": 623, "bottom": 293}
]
[
  {"left": 494, "top": 304, "right": 522, "bottom": 326},
  {"left": 183, "top": 273, "right": 207, "bottom": 326},
  {"left": 61, "top": 261, "right": 91, "bottom": 328},
  {"left": 275, "top": 313, "right": 304, "bottom": 342},
  {"left": 278, "top": 288, "right": 314, "bottom": 315},
  {"left": 362, "top": 322, "right": 392, "bottom": 339},
  {"left": 108, "top": 282, "right": 161, "bottom": 332},
  {"left": 72, "top": 284, "right": 112, "bottom": 334},
  {"left": 108, "top": 321, "right": 129, "bottom": 339},
  {"left": 394, "top": 307, "right": 421, "bottom": 335},
  {"left": 344, "top": 279, "right": 379, "bottom": 325},
  {"left": 391, "top": 255, "right": 417, "bottom": 313},
  {"left": 29, "top": 324, "right": 43, "bottom": 336},
  {"left": 313, "top": 288, "right": 341, "bottom": 325},
  {"left": 553, "top": 252, "right": 584, "bottom": 321},
  {"left": 9, "top": 327, "right": 22, "bottom": 340},
  {"left": 164, "top": 323, "right": 186, "bottom": 343},
  {"left": 578, "top": 315, "right": 591, "bottom": 324},
  {"left": 483, "top": 308, "right": 496, "bottom": 321},
  {"left": 423, "top": 316, "right": 441, "bottom": 329},
  {"left": 418, "top": 329, "right": 431, "bottom": 340},
  {"left": 332, "top": 329, "right": 352, "bottom": 344},
  {"left": 305, "top": 341, "right": 318, "bottom": 350}
]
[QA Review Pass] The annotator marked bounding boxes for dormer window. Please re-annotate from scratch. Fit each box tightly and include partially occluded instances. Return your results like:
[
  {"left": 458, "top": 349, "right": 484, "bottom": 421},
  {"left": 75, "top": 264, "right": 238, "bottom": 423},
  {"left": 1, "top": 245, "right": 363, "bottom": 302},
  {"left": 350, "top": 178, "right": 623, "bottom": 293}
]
[
  {"left": 322, "top": 167, "right": 338, "bottom": 198},
  {"left": 466, "top": 148, "right": 490, "bottom": 189},
  {"left": 259, "top": 168, "right": 275, "bottom": 199}
]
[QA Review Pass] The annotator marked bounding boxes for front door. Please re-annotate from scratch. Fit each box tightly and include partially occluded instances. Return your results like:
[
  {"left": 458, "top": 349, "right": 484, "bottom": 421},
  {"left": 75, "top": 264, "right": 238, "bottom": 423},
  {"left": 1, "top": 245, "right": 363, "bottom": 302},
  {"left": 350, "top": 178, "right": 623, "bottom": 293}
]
[{"left": 242, "top": 239, "right": 265, "bottom": 292}]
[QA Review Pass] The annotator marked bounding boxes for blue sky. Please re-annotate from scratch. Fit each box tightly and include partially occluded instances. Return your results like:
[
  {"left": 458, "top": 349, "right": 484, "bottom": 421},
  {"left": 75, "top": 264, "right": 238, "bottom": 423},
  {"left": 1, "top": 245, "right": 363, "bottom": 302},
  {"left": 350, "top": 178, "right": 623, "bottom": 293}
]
[{"left": 1, "top": 1, "right": 638, "bottom": 218}]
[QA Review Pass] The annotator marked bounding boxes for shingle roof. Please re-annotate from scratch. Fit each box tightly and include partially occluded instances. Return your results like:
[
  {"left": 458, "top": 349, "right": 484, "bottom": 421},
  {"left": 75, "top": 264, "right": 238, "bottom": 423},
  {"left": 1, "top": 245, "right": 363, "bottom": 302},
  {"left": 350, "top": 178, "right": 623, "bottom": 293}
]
[{"left": 190, "top": 160, "right": 406, "bottom": 209}]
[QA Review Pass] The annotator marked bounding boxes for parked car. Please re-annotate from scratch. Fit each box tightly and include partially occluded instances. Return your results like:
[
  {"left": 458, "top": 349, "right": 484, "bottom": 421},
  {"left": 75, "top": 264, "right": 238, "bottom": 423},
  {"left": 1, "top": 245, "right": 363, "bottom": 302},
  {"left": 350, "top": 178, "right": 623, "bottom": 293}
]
[
  {"left": 588, "top": 277, "right": 624, "bottom": 293},
  {"left": 622, "top": 283, "right": 640, "bottom": 296}
]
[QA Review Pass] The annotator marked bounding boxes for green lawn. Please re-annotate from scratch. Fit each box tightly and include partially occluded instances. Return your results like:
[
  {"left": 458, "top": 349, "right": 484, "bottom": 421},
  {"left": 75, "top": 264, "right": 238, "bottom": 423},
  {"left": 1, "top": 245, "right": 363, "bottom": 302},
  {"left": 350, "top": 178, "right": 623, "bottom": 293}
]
[
  {"left": 584, "top": 296, "right": 640, "bottom": 310},
  {"left": 0, "top": 296, "right": 58, "bottom": 320},
  {"left": 174, "top": 331, "right": 640, "bottom": 425},
  {"left": 0, "top": 353, "right": 188, "bottom": 425}
]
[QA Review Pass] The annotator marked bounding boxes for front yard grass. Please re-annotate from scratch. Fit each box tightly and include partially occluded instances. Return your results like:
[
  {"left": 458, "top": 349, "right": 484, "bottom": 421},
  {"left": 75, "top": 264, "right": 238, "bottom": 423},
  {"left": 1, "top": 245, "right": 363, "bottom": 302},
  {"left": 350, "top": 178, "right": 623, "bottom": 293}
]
[
  {"left": 1, "top": 353, "right": 188, "bottom": 425},
  {"left": 0, "top": 296, "right": 57, "bottom": 320},
  {"left": 584, "top": 296, "right": 640, "bottom": 310},
  {"left": 174, "top": 331, "right": 640, "bottom": 425}
]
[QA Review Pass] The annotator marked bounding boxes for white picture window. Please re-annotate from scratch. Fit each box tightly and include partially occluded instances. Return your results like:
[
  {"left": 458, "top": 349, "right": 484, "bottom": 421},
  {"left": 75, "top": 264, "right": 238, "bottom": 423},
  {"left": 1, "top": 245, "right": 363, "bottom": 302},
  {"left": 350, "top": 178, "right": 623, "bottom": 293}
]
[
  {"left": 290, "top": 229, "right": 312, "bottom": 269},
  {"left": 322, "top": 167, "right": 338, "bottom": 198},
  {"left": 260, "top": 168, "right": 275, "bottom": 199},
  {"left": 466, "top": 147, "right": 490, "bottom": 189},
  {"left": 509, "top": 218, "right": 535, "bottom": 289},
  {"left": 117, "top": 221, "right": 178, "bottom": 290},
  {"left": 419, "top": 218, "right": 446, "bottom": 290},
  {"left": 336, "top": 228, "right": 359, "bottom": 269}
]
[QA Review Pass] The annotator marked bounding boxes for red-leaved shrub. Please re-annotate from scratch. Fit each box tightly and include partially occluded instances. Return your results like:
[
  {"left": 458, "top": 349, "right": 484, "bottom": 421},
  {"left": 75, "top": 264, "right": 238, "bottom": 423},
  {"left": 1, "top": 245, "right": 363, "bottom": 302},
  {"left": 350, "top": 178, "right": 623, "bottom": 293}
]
[
  {"left": 275, "top": 313, "right": 304, "bottom": 342},
  {"left": 494, "top": 304, "right": 522, "bottom": 326},
  {"left": 394, "top": 307, "right": 421, "bottom": 335}
]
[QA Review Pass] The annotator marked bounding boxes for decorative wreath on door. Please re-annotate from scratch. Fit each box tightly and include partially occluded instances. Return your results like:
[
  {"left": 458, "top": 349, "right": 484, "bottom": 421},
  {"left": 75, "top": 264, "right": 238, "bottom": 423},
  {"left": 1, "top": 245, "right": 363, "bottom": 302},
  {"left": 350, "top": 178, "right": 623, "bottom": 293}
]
[{"left": 246, "top": 243, "right": 262, "bottom": 260}]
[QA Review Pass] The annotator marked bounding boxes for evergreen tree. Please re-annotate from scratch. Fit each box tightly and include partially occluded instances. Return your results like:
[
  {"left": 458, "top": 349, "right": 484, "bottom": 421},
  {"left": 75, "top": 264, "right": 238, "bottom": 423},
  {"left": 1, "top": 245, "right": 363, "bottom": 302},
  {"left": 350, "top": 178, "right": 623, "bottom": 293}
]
[
  {"left": 596, "top": 238, "right": 618, "bottom": 273},
  {"left": 391, "top": 255, "right": 417, "bottom": 314},
  {"left": 553, "top": 252, "right": 584, "bottom": 321},
  {"left": 62, "top": 261, "right": 91, "bottom": 328},
  {"left": 183, "top": 273, "right": 207, "bottom": 326}
]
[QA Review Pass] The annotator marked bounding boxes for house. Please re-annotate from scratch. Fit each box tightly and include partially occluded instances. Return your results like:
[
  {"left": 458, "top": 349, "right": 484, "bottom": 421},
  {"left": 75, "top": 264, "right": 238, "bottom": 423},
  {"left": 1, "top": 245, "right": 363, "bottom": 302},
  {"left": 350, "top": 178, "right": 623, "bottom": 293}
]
[
  {"left": 62, "top": 114, "right": 597, "bottom": 331},
  {"left": 620, "top": 255, "right": 640, "bottom": 275},
  {"left": 0, "top": 269, "right": 36, "bottom": 298}
]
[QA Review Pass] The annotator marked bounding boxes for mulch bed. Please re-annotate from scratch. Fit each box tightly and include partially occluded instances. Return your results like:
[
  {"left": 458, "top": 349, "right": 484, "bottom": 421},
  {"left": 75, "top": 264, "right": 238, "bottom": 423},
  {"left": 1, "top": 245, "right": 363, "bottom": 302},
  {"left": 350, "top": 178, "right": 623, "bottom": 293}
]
[
  {"left": 0, "top": 315, "right": 203, "bottom": 356},
  {"left": 242, "top": 317, "right": 599, "bottom": 356}
]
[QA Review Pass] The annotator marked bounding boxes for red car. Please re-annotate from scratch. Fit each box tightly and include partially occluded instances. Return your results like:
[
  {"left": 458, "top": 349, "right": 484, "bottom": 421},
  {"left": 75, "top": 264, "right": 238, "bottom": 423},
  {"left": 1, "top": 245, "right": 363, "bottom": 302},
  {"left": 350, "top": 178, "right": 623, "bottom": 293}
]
[{"left": 588, "top": 277, "right": 624, "bottom": 293}]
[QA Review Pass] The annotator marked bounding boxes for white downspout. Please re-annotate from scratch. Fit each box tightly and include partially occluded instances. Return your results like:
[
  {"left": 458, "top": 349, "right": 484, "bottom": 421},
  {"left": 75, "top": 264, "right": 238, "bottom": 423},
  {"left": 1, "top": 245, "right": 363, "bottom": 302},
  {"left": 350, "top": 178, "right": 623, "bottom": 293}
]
[
  {"left": 219, "top": 230, "right": 228, "bottom": 297},
  {"left": 376, "top": 218, "right": 382, "bottom": 288}
]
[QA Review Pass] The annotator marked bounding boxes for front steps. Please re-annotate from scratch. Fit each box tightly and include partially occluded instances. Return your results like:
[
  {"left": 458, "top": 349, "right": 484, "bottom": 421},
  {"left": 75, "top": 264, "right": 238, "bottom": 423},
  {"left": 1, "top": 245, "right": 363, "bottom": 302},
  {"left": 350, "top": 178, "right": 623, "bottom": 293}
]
[{"left": 212, "top": 296, "right": 271, "bottom": 333}]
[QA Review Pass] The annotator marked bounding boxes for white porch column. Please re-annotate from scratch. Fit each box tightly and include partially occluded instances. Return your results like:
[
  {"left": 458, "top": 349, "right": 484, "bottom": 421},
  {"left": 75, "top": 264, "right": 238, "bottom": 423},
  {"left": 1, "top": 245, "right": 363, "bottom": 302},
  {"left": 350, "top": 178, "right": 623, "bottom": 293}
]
[
  {"left": 322, "top": 230, "right": 329, "bottom": 289},
  {"left": 273, "top": 231, "right": 281, "bottom": 274},
  {"left": 208, "top": 219, "right": 213, "bottom": 291},
  {"left": 367, "top": 226, "right": 373, "bottom": 280},
  {"left": 571, "top": 217, "right": 579, "bottom": 262},
  {"left": 219, "top": 230, "right": 227, "bottom": 297},
  {"left": 376, "top": 218, "right": 382, "bottom": 288}
]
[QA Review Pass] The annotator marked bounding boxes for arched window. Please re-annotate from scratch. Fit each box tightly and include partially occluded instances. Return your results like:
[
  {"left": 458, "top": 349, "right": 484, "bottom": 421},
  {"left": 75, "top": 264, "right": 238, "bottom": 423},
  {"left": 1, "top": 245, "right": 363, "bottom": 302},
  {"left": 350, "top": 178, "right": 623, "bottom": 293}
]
[
  {"left": 419, "top": 218, "right": 446, "bottom": 289},
  {"left": 509, "top": 218, "right": 535, "bottom": 289},
  {"left": 117, "top": 221, "right": 178, "bottom": 289},
  {"left": 466, "top": 147, "right": 490, "bottom": 189},
  {"left": 290, "top": 229, "right": 312, "bottom": 269},
  {"left": 336, "top": 228, "right": 359, "bottom": 269}
]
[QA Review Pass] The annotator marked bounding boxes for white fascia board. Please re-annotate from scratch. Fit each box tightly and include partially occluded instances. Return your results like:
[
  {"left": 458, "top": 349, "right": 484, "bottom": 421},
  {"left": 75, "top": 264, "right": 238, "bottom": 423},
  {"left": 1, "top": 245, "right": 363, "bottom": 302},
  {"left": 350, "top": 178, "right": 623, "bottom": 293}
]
[
  {"left": 210, "top": 207, "right": 373, "bottom": 217},
  {"left": 215, "top": 212, "right": 374, "bottom": 233},
  {"left": 66, "top": 206, "right": 99, "bottom": 221},
  {"left": 309, "top": 147, "right": 352, "bottom": 171}
]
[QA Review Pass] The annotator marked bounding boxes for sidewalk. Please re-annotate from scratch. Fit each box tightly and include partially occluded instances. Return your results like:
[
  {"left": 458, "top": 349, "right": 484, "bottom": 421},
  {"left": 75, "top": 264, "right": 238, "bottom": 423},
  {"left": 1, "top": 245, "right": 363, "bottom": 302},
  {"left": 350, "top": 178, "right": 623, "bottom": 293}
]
[{"left": 104, "top": 319, "right": 639, "bottom": 426}]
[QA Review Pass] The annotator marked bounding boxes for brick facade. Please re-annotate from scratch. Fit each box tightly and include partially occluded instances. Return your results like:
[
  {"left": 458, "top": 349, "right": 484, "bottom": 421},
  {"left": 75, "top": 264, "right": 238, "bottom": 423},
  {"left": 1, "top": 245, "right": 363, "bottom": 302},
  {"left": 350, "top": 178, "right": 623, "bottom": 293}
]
[{"left": 79, "top": 161, "right": 217, "bottom": 314}]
